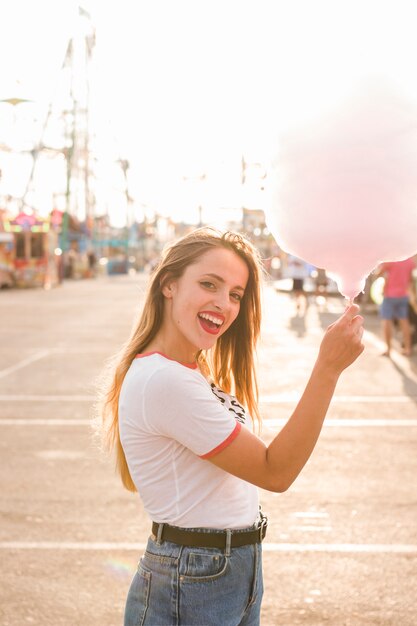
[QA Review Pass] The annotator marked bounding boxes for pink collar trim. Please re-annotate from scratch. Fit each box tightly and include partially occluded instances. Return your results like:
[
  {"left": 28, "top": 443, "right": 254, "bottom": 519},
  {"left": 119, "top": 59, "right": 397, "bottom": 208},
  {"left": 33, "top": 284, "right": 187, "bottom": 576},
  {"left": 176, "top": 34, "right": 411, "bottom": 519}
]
[{"left": 135, "top": 351, "right": 198, "bottom": 370}]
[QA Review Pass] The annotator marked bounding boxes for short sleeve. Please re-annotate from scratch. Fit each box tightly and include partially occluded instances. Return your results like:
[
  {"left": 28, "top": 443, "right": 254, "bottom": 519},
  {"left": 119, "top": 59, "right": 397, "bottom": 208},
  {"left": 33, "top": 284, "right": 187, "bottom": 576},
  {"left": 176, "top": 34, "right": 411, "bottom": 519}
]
[{"left": 142, "top": 365, "right": 241, "bottom": 458}]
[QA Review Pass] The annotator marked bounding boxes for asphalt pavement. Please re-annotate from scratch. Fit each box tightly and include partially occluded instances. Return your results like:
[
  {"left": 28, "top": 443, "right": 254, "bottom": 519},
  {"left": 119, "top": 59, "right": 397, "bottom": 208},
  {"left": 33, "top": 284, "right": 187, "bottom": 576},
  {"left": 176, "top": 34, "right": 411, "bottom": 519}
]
[{"left": 0, "top": 273, "right": 416, "bottom": 626}]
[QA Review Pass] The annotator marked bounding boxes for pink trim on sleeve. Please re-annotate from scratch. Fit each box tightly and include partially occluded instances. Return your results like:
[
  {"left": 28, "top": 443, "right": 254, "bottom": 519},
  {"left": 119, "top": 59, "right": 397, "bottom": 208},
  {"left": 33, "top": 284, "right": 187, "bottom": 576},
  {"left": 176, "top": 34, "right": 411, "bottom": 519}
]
[
  {"left": 135, "top": 351, "right": 198, "bottom": 369},
  {"left": 199, "top": 422, "right": 242, "bottom": 459}
]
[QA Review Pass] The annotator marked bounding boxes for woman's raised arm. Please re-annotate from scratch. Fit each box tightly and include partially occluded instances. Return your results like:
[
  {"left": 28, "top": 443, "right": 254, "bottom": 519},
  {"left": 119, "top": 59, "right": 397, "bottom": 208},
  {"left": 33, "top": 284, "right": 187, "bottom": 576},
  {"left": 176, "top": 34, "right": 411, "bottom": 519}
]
[{"left": 208, "top": 304, "right": 364, "bottom": 492}]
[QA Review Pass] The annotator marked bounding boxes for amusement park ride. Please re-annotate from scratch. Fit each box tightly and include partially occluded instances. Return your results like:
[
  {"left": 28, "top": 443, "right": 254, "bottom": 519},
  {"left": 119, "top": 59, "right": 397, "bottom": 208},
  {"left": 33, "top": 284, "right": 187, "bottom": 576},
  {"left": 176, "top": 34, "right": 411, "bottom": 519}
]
[
  {"left": 0, "top": 6, "right": 132, "bottom": 288},
  {"left": 0, "top": 6, "right": 271, "bottom": 289}
]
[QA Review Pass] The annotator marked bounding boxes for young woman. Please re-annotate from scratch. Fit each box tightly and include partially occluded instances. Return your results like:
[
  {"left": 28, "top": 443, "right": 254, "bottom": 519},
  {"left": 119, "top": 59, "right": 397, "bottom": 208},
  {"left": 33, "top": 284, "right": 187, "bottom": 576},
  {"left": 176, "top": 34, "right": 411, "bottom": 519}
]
[{"left": 100, "top": 227, "right": 364, "bottom": 626}]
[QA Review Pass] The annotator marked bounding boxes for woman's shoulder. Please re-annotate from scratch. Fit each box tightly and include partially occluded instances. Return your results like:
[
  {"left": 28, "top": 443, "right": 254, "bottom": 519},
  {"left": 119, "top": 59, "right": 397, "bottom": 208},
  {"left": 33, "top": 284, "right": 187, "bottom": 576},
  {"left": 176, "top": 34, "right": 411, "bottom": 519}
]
[
  {"left": 122, "top": 353, "right": 208, "bottom": 410},
  {"left": 131, "top": 352, "right": 207, "bottom": 387}
]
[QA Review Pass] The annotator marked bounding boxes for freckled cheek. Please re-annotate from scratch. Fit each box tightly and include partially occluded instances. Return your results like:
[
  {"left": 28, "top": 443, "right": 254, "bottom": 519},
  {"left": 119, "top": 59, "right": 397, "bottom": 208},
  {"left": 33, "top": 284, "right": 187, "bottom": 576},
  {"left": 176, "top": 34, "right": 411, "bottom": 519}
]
[
  {"left": 174, "top": 313, "right": 187, "bottom": 327},
  {"left": 174, "top": 309, "right": 195, "bottom": 328}
]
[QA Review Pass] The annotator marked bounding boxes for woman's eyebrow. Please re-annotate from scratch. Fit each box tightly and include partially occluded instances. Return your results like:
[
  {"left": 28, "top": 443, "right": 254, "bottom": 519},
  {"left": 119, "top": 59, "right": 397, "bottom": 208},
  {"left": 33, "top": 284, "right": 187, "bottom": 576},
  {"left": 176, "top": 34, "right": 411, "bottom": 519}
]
[{"left": 202, "top": 273, "right": 245, "bottom": 292}]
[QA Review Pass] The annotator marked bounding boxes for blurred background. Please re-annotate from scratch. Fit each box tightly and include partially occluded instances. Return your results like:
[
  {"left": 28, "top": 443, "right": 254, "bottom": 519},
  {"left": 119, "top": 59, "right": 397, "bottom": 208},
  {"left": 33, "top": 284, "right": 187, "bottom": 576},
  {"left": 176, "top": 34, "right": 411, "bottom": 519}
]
[
  {"left": 1, "top": 4, "right": 417, "bottom": 625},
  {"left": 0, "top": 0, "right": 274, "bottom": 288},
  {"left": 1, "top": 0, "right": 417, "bottom": 293}
]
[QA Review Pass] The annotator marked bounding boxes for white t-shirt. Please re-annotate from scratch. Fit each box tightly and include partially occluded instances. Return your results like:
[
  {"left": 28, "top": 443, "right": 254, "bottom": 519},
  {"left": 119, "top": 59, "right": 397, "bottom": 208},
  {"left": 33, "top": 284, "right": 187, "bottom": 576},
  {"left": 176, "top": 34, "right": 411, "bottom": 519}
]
[{"left": 119, "top": 352, "right": 259, "bottom": 529}]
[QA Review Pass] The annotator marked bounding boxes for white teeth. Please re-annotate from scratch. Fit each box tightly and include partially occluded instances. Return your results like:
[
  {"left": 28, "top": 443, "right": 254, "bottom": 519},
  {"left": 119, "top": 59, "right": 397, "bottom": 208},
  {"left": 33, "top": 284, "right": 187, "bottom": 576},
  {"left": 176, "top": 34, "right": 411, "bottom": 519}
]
[{"left": 199, "top": 313, "right": 223, "bottom": 326}]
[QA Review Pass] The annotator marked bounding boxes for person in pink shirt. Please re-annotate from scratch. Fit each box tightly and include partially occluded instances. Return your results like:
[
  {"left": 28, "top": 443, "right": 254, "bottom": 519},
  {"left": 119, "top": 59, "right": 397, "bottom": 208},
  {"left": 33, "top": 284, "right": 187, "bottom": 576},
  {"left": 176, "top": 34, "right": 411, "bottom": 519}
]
[{"left": 376, "top": 257, "right": 416, "bottom": 357}]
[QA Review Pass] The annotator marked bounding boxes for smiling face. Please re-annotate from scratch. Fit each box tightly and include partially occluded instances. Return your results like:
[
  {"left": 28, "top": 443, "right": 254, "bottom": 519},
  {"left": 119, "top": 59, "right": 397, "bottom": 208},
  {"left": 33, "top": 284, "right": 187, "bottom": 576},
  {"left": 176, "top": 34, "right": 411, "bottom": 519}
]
[{"left": 160, "top": 246, "right": 249, "bottom": 361}]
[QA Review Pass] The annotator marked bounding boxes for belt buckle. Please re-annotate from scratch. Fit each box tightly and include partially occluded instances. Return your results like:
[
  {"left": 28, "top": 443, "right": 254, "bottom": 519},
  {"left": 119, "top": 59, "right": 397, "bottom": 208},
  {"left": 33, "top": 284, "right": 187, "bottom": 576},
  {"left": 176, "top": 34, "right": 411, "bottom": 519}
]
[{"left": 258, "top": 514, "right": 268, "bottom": 542}]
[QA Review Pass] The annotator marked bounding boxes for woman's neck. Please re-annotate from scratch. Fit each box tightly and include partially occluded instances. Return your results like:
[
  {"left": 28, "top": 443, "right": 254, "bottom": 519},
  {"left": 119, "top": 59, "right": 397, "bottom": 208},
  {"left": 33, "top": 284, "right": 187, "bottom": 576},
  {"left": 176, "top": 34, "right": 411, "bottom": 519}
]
[{"left": 144, "top": 334, "right": 197, "bottom": 366}]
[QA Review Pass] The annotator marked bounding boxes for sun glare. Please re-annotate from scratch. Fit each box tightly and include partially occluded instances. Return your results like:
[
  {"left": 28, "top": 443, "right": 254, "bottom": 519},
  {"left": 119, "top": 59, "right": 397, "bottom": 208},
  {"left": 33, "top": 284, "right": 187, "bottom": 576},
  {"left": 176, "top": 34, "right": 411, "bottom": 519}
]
[{"left": 1, "top": 0, "right": 417, "bottom": 225}]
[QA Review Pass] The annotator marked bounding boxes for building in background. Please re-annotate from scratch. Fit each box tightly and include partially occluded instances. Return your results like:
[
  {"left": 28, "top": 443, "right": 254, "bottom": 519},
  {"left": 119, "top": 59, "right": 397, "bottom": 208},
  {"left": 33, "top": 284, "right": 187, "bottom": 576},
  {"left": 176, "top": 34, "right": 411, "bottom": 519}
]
[{"left": 2, "top": 211, "right": 60, "bottom": 288}]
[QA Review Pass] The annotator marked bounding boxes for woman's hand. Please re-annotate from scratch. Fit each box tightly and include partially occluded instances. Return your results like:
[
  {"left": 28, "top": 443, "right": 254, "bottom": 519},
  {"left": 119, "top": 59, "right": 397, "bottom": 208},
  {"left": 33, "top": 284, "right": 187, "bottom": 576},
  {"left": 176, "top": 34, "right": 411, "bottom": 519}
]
[{"left": 317, "top": 303, "right": 365, "bottom": 376}]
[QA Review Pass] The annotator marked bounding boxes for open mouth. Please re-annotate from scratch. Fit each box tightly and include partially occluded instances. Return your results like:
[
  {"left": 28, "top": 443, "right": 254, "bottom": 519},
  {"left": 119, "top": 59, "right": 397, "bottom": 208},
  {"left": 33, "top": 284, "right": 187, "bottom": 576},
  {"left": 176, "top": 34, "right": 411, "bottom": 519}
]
[{"left": 198, "top": 312, "right": 224, "bottom": 335}]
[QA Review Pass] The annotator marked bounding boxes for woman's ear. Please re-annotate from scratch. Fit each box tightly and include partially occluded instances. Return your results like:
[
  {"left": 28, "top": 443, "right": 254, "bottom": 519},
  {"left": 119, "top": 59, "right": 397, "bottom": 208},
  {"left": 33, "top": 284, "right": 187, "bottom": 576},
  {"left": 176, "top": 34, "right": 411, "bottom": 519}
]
[
  {"left": 160, "top": 273, "right": 175, "bottom": 298},
  {"left": 161, "top": 283, "right": 173, "bottom": 298}
]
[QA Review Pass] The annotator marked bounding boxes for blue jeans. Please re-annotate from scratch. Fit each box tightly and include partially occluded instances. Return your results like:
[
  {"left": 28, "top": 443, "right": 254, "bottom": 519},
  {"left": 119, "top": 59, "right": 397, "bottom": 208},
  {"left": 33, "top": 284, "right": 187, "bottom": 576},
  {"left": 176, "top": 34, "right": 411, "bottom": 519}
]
[
  {"left": 124, "top": 529, "right": 263, "bottom": 625},
  {"left": 380, "top": 296, "right": 409, "bottom": 320}
]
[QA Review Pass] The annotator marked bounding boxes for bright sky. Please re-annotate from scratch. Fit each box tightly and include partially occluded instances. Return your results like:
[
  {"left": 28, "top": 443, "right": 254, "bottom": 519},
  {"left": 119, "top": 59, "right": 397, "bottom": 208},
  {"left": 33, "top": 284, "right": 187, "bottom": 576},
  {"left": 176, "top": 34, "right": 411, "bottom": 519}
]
[{"left": 1, "top": 0, "right": 417, "bottom": 226}]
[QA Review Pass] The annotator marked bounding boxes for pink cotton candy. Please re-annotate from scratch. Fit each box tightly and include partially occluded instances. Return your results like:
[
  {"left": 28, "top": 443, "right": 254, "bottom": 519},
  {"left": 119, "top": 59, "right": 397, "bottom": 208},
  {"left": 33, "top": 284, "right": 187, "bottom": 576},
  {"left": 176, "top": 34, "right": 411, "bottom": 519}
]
[{"left": 265, "top": 78, "right": 417, "bottom": 299}]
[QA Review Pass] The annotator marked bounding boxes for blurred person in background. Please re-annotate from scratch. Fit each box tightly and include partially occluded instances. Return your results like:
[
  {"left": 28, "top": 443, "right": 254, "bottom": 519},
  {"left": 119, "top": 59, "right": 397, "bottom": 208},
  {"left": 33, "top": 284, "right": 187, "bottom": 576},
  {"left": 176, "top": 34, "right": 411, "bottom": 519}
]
[
  {"left": 375, "top": 257, "right": 416, "bottom": 357},
  {"left": 99, "top": 227, "right": 364, "bottom": 626},
  {"left": 314, "top": 267, "right": 329, "bottom": 300},
  {"left": 286, "top": 253, "right": 310, "bottom": 314}
]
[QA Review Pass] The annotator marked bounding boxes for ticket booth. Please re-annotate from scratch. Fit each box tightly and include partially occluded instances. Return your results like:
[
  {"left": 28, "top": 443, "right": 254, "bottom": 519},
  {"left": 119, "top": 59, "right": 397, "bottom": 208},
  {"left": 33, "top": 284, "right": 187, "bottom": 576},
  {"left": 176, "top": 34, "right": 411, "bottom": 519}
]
[
  {"left": 0, "top": 232, "right": 14, "bottom": 287},
  {"left": 5, "top": 212, "right": 59, "bottom": 288}
]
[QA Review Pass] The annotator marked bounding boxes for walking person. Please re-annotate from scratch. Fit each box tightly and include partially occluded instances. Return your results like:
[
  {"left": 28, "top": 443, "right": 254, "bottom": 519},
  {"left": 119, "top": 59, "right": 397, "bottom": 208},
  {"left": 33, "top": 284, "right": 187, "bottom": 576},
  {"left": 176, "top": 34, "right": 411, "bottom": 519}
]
[
  {"left": 99, "top": 227, "right": 364, "bottom": 626},
  {"left": 286, "top": 254, "right": 310, "bottom": 314},
  {"left": 314, "top": 267, "right": 329, "bottom": 300},
  {"left": 375, "top": 257, "right": 416, "bottom": 357}
]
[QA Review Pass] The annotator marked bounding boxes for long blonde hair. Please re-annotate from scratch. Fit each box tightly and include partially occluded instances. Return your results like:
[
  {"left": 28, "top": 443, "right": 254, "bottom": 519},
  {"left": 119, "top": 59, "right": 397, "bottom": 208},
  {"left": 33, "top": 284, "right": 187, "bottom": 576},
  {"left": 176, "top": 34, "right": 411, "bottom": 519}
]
[{"left": 100, "top": 227, "right": 264, "bottom": 491}]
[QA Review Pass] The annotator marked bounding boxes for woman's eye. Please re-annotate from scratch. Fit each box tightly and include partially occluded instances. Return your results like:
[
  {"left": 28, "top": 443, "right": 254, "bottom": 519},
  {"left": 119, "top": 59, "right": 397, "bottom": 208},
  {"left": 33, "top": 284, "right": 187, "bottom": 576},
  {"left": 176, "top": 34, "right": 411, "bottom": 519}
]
[
  {"left": 230, "top": 292, "right": 242, "bottom": 302},
  {"left": 200, "top": 281, "right": 215, "bottom": 289}
]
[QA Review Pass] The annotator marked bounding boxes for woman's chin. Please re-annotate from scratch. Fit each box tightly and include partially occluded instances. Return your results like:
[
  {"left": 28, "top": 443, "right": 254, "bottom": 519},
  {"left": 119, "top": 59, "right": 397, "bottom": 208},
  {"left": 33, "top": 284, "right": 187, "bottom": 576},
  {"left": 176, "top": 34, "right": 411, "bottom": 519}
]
[{"left": 195, "top": 335, "right": 218, "bottom": 352}]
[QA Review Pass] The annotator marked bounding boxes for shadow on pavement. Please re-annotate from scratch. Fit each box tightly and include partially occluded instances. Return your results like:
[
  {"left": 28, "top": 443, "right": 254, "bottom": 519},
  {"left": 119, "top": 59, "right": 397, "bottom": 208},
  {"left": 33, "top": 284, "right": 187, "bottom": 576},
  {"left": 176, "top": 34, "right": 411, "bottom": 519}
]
[
  {"left": 288, "top": 312, "right": 307, "bottom": 338},
  {"left": 388, "top": 357, "right": 417, "bottom": 406},
  {"left": 316, "top": 308, "right": 340, "bottom": 329}
]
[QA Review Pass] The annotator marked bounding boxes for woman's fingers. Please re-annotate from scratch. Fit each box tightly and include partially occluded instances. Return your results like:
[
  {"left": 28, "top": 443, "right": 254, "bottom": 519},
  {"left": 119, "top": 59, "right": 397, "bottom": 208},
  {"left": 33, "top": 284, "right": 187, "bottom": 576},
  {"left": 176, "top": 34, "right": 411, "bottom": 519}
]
[
  {"left": 318, "top": 303, "right": 365, "bottom": 373},
  {"left": 343, "top": 303, "right": 361, "bottom": 319},
  {"left": 347, "top": 312, "right": 365, "bottom": 348},
  {"left": 350, "top": 314, "right": 364, "bottom": 333}
]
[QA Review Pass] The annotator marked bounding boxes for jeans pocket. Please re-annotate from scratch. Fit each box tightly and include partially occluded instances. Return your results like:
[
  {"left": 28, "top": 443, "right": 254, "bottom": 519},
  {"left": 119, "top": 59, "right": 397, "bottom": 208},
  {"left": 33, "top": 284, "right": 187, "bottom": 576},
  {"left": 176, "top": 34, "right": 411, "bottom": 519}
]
[
  {"left": 181, "top": 550, "right": 228, "bottom": 583},
  {"left": 124, "top": 561, "right": 151, "bottom": 626}
]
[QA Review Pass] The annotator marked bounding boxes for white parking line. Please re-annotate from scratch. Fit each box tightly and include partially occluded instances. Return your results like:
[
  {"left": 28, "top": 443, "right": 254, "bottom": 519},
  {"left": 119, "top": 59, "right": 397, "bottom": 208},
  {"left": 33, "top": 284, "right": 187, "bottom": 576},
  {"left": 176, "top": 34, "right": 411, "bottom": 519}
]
[
  {"left": 1, "top": 418, "right": 416, "bottom": 427},
  {"left": 264, "top": 418, "right": 417, "bottom": 427},
  {"left": 0, "top": 541, "right": 146, "bottom": 550},
  {"left": 0, "top": 541, "right": 415, "bottom": 553},
  {"left": 0, "top": 350, "right": 51, "bottom": 379},
  {"left": 262, "top": 543, "right": 417, "bottom": 554},
  {"left": 261, "top": 394, "right": 417, "bottom": 403},
  {"left": 0, "top": 419, "right": 92, "bottom": 425},
  {"left": 1, "top": 393, "right": 416, "bottom": 404},
  {"left": 0, "top": 395, "right": 94, "bottom": 402}
]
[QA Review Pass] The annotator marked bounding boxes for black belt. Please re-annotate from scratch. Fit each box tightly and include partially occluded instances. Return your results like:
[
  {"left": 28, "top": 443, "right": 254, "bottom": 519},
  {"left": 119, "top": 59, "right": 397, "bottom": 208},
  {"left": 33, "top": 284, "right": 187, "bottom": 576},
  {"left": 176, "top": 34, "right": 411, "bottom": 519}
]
[{"left": 151, "top": 515, "right": 268, "bottom": 549}]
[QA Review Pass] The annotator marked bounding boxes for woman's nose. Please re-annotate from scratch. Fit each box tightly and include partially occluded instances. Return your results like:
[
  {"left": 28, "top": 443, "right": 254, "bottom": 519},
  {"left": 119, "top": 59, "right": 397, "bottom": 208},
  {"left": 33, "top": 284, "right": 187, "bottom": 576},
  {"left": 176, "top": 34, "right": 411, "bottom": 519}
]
[{"left": 213, "top": 289, "right": 230, "bottom": 311}]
